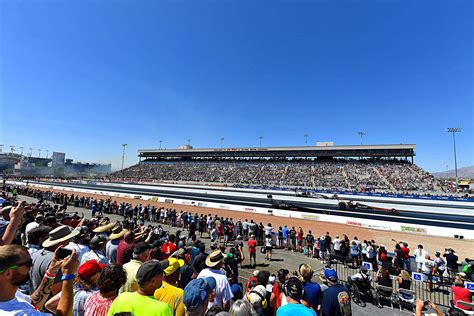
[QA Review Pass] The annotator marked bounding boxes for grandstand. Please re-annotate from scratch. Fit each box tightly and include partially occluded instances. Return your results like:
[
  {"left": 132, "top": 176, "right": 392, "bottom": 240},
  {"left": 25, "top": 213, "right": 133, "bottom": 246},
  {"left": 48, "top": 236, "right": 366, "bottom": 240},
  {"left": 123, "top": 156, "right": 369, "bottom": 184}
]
[{"left": 114, "top": 144, "right": 446, "bottom": 192}]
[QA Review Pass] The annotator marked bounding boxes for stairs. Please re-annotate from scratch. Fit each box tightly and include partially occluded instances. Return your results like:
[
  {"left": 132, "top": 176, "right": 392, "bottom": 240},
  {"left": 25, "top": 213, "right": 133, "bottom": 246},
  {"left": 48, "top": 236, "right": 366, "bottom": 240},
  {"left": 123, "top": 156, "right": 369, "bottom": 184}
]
[{"left": 373, "top": 167, "right": 395, "bottom": 191}]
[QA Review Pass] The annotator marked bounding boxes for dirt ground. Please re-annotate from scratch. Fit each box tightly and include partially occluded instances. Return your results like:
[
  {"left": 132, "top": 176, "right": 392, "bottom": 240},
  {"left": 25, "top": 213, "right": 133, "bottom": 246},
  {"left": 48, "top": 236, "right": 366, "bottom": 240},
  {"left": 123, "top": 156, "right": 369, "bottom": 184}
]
[{"left": 38, "top": 187, "right": 474, "bottom": 259}]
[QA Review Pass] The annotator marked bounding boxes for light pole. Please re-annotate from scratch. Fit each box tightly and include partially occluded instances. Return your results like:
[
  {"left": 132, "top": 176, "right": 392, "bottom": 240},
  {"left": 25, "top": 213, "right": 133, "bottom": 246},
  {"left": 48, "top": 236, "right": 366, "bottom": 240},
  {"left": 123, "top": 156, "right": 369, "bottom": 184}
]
[
  {"left": 358, "top": 131, "right": 366, "bottom": 145},
  {"left": 0, "top": 144, "right": 3, "bottom": 153},
  {"left": 19, "top": 147, "right": 24, "bottom": 155},
  {"left": 446, "top": 127, "right": 462, "bottom": 190},
  {"left": 159, "top": 140, "right": 162, "bottom": 150},
  {"left": 187, "top": 139, "right": 191, "bottom": 146},
  {"left": 10, "top": 145, "right": 15, "bottom": 153},
  {"left": 121, "top": 144, "right": 128, "bottom": 171},
  {"left": 38, "top": 149, "right": 41, "bottom": 157},
  {"left": 258, "top": 136, "right": 263, "bottom": 148},
  {"left": 46, "top": 150, "right": 49, "bottom": 158},
  {"left": 29, "top": 148, "right": 33, "bottom": 157},
  {"left": 304, "top": 133, "right": 309, "bottom": 145},
  {"left": 220, "top": 137, "right": 224, "bottom": 148}
]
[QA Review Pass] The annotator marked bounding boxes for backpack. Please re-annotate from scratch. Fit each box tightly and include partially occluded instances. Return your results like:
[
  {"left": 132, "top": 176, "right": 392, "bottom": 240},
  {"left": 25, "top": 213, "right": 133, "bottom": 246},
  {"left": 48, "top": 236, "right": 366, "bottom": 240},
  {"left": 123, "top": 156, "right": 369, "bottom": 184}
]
[{"left": 337, "top": 286, "right": 352, "bottom": 316}]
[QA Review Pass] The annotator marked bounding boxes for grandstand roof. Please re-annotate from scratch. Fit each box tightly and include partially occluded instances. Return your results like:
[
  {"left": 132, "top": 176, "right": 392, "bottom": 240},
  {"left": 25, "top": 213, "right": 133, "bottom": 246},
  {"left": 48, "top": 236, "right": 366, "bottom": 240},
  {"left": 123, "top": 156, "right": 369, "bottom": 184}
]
[{"left": 138, "top": 144, "right": 416, "bottom": 159}]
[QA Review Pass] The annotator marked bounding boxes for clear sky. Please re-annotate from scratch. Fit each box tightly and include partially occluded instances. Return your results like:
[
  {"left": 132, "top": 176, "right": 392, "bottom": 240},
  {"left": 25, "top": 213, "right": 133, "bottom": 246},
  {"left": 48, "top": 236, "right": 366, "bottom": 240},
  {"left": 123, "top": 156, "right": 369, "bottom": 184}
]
[{"left": 1, "top": 0, "right": 472, "bottom": 172}]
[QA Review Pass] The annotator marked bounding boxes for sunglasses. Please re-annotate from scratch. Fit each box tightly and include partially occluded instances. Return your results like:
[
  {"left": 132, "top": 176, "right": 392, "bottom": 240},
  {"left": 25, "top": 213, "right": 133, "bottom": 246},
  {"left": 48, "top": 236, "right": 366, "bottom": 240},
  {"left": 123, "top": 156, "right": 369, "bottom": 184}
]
[{"left": 0, "top": 259, "right": 33, "bottom": 273}]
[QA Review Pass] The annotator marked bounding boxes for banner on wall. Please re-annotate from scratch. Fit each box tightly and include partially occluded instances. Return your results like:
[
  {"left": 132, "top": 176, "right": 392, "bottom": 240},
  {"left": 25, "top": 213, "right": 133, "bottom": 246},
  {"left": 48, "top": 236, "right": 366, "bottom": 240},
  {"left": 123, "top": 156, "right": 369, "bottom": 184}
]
[{"left": 401, "top": 226, "right": 427, "bottom": 234}]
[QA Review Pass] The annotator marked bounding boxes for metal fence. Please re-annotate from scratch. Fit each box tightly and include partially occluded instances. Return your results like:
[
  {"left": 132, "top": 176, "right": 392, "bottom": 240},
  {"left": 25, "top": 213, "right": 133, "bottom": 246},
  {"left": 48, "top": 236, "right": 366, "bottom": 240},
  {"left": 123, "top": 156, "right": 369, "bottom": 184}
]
[{"left": 330, "top": 260, "right": 454, "bottom": 307}]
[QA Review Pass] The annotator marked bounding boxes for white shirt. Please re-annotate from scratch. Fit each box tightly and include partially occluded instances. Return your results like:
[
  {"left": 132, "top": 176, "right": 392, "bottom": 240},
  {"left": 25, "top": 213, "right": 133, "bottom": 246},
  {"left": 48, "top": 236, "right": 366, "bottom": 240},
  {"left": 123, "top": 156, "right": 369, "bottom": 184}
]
[
  {"left": 197, "top": 268, "right": 233, "bottom": 309},
  {"left": 25, "top": 221, "right": 40, "bottom": 242},
  {"left": 265, "top": 237, "right": 272, "bottom": 247},
  {"left": 264, "top": 226, "right": 273, "bottom": 236},
  {"left": 65, "top": 242, "right": 90, "bottom": 264},
  {"left": 0, "top": 291, "right": 51, "bottom": 315},
  {"left": 80, "top": 250, "right": 109, "bottom": 266},
  {"left": 415, "top": 249, "right": 428, "bottom": 263},
  {"left": 333, "top": 238, "right": 342, "bottom": 251}
]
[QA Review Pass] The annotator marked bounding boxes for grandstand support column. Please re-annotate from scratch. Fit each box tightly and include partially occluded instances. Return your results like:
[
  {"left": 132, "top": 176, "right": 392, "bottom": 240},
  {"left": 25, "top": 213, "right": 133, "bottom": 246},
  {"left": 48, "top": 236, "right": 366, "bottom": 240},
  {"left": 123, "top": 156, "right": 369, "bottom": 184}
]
[{"left": 446, "top": 127, "right": 462, "bottom": 190}]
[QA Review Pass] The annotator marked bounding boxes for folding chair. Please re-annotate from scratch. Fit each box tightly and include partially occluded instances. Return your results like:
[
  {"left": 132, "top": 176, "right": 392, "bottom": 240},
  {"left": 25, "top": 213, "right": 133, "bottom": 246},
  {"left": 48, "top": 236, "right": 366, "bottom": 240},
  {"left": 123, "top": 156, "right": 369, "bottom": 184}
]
[
  {"left": 374, "top": 284, "right": 394, "bottom": 309},
  {"left": 396, "top": 288, "right": 415, "bottom": 311}
]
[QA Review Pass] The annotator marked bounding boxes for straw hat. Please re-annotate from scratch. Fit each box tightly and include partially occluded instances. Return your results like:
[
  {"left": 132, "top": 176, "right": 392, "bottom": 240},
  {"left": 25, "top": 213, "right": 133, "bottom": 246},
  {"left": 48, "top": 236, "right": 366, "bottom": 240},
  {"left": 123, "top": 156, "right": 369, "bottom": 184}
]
[
  {"left": 109, "top": 225, "right": 128, "bottom": 240},
  {"left": 205, "top": 250, "right": 225, "bottom": 268},
  {"left": 42, "top": 225, "right": 80, "bottom": 248},
  {"left": 93, "top": 220, "right": 117, "bottom": 233}
]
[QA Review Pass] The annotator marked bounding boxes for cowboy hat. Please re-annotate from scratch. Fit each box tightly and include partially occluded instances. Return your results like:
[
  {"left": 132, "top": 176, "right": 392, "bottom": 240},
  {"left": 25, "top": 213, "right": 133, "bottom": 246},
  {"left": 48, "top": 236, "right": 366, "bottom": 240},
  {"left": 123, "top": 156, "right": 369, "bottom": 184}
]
[
  {"left": 205, "top": 249, "right": 224, "bottom": 268},
  {"left": 109, "top": 225, "right": 128, "bottom": 240},
  {"left": 93, "top": 220, "right": 118, "bottom": 233},
  {"left": 42, "top": 225, "right": 80, "bottom": 248}
]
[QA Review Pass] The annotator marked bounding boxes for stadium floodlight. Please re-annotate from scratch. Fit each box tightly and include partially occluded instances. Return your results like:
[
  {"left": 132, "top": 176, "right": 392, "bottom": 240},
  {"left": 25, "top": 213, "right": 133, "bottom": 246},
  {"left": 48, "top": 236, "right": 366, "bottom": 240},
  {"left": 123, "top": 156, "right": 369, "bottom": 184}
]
[
  {"left": 220, "top": 137, "right": 224, "bottom": 149},
  {"left": 304, "top": 133, "right": 309, "bottom": 145},
  {"left": 259, "top": 136, "right": 263, "bottom": 148},
  {"left": 29, "top": 148, "right": 33, "bottom": 157},
  {"left": 10, "top": 145, "right": 15, "bottom": 153},
  {"left": 0, "top": 144, "right": 3, "bottom": 153},
  {"left": 38, "top": 149, "right": 41, "bottom": 157},
  {"left": 187, "top": 139, "right": 191, "bottom": 146},
  {"left": 445, "top": 127, "right": 462, "bottom": 190},
  {"left": 19, "top": 147, "right": 24, "bottom": 156},
  {"left": 121, "top": 144, "right": 128, "bottom": 171},
  {"left": 159, "top": 140, "right": 162, "bottom": 150},
  {"left": 46, "top": 150, "right": 49, "bottom": 158},
  {"left": 358, "top": 131, "right": 366, "bottom": 145}
]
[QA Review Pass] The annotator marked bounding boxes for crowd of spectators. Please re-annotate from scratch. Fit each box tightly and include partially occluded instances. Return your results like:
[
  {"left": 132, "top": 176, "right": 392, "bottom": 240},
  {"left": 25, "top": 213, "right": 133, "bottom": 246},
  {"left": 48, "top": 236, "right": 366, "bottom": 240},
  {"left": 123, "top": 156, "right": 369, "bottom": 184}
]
[
  {"left": 112, "top": 159, "right": 448, "bottom": 193},
  {"left": 0, "top": 185, "right": 472, "bottom": 316}
]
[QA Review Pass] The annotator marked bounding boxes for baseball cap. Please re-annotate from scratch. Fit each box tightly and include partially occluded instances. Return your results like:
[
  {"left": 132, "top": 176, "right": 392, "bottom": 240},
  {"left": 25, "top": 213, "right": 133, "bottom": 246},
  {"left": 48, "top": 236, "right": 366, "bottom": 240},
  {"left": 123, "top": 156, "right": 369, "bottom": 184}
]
[
  {"left": 136, "top": 259, "right": 169, "bottom": 286},
  {"left": 90, "top": 234, "right": 107, "bottom": 248},
  {"left": 324, "top": 268, "right": 338, "bottom": 282},
  {"left": 78, "top": 260, "right": 105, "bottom": 279},
  {"left": 277, "top": 268, "right": 289, "bottom": 281},
  {"left": 184, "top": 277, "right": 217, "bottom": 310},
  {"left": 164, "top": 257, "right": 185, "bottom": 276},
  {"left": 285, "top": 277, "right": 303, "bottom": 301},
  {"left": 134, "top": 241, "right": 151, "bottom": 255}
]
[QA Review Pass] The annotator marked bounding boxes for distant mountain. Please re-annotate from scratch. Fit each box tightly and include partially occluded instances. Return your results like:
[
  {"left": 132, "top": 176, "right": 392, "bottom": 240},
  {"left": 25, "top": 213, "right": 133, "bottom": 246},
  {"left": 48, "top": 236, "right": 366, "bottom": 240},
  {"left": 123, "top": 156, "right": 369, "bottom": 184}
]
[{"left": 433, "top": 166, "right": 474, "bottom": 179}]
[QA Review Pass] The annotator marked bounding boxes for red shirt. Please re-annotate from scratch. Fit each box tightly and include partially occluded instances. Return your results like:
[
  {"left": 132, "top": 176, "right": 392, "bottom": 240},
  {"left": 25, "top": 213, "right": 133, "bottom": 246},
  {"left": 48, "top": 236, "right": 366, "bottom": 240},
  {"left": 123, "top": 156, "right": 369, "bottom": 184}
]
[
  {"left": 453, "top": 286, "right": 472, "bottom": 310},
  {"left": 297, "top": 231, "right": 303, "bottom": 241},
  {"left": 271, "top": 283, "right": 284, "bottom": 315},
  {"left": 248, "top": 239, "right": 257, "bottom": 254},
  {"left": 401, "top": 247, "right": 410, "bottom": 260},
  {"left": 161, "top": 242, "right": 177, "bottom": 259},
  {"left": 116, "top": 240, "right": 134, "bottom": 265}
]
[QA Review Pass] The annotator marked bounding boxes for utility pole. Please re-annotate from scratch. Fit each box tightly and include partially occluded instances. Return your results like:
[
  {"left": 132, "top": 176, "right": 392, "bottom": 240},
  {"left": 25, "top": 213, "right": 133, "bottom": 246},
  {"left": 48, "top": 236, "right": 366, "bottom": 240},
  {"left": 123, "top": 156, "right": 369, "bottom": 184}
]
[
  {"left": 159, "top": 140, "right": 162, "bottom": 150},
  {"left": 358, "top": 131, "right": 366, "bottom": 145},
  {"left": 46, "top": 150, "right": 49, "bottom": 158},
  {"left": 121, "top": 144, "right": 128, "bottom": 171},
  {"left": 187, "top": 139, "right": 191, "bottom": 146},
  {"left": 304, "top": 133, "right": 309, "bottom": 145},
  {"left": 446, "top": 127, "right": 462, "bottom": 190},
  {"left": 220, "top": 137, "right": 224, "bottom": 149},
  {"left": 258, "top": 136, "right": 263, "bottom": 148},
  {"left": 38, "top": 149, "right": 41, "bottom": 157}
]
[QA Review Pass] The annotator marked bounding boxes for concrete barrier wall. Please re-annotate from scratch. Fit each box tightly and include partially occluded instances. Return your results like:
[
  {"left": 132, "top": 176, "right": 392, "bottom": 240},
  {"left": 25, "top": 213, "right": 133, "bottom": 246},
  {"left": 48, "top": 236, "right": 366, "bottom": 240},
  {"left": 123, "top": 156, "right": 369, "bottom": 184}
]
[{"left": 10, "top": 180, "right": 474, "bottom": 239}]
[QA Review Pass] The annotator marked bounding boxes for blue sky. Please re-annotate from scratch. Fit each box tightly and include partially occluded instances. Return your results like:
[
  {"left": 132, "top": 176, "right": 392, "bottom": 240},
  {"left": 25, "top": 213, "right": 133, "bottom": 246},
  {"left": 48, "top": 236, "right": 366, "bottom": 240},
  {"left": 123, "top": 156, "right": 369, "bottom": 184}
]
[{"left": 0, "top": 0, "right": 472, "bottom": 172}]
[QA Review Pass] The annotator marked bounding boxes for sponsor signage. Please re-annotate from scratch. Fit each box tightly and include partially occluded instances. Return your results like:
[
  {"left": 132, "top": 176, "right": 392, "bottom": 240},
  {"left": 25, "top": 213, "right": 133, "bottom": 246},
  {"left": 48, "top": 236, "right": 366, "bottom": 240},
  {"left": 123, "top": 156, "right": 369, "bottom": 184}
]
[
  {"left": 401, "top": 226, "right": 427, "bottom": 234},
  {"left": 244, "top": 208, "right": 256, "bottom": 213},
  {"left": 164, "top": 199, "right": 174, "bottom": 203},
  {"left": 465, "top": 282, "right": 474, "bottom": 291},
  {"left": 197, "top": 202, "right": 207, "bottom": 207},
  {"left": 302, "top": 214, "right": 320, "bottom": 221}
]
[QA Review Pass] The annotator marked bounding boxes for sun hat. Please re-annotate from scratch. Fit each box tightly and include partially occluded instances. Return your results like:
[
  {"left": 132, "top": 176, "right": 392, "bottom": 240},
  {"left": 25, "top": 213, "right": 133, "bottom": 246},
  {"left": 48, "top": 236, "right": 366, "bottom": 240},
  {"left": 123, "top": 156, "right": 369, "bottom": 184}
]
[
  {"left": 109, "top": 225, "right": 128, "bottom": 240},
  {"left": 136, "top": 259, "right": 169, "bottom": 286},
  {"left": 184, "top": 277, "right": 217, "bottom": 310},
  {"left": 164, "top": 257, "right": 185, "bottom": 276},
  {"left": 205, "top": 250, "right": 225, "bottom": 268},
  {"left": 93, "top": 220, "right": 117, "bottom": 233},
  {"left": 246, "top": 284, "right": 266, "bottom": 306},
  {"left": 42, "top": 225, "right": 80, "bottom": 248},
  {"left": 78, "top": 260, "right": 105, "bottom": 279}
]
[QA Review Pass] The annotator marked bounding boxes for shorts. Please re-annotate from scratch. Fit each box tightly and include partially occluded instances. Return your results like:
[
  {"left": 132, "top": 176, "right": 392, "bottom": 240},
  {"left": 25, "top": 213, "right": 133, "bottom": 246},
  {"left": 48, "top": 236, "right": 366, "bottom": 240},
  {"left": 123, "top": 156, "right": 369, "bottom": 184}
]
[
  {"left": 250, "top": 253, "right": 256, "bottom": 259},
  {"left": 307, "top": 244, "right": 313, "bottom": 249},
  {"left": 266, "top": 246, "right": 272, "bottom": 253},
  {"left": 298, "top": 240, "right": 303, "bottom": 246},
  {"left": 320, "top": 251, "right": 329, "bottom": 260}
]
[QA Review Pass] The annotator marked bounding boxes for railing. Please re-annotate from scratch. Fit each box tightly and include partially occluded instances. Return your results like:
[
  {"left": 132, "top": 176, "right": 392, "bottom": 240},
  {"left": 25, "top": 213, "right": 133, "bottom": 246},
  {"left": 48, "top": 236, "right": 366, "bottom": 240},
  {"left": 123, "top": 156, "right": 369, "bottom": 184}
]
[{"left": 329, "top": 259, "right": 455, "bottom": 307}]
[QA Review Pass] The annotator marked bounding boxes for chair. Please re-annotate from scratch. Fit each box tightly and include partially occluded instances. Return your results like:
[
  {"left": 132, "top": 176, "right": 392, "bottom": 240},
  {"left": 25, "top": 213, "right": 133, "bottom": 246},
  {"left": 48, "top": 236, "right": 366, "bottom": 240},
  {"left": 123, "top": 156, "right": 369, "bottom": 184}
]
[
  {"left": 396, "top": 288, "right": 415, "bottom": 311},
  {"left": 374, "top": 284, "right": 394, "bottom": 309},
  {"left": 456, "top": 301, "right": 474, "bottom": 315}
]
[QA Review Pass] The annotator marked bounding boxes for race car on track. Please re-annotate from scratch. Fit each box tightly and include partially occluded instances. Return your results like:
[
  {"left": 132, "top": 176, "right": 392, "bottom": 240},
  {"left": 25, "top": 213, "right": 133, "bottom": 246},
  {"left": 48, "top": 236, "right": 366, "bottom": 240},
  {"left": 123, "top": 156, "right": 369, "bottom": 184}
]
[{"left": 338, "top": 200, "right": 399, "bottom": 214}]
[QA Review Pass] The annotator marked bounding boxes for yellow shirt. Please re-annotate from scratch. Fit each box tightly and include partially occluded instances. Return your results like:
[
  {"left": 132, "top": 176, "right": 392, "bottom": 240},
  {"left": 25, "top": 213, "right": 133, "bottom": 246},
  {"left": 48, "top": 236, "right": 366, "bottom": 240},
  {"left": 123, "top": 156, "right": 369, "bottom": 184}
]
[{"left": 154, "top": 280, "right": 185, "bottom": 316}]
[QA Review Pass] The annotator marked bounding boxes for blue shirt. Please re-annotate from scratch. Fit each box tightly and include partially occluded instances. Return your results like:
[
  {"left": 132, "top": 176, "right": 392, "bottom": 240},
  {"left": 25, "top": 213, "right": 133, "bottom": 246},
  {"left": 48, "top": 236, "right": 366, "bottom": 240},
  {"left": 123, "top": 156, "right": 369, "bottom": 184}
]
[
  {"left": 303, "top": 281, "right": 321, "bottom": 310},
  {"left": 319, "top": 239, "right": 327, "bottom": 252},
  {"left": 320, "top": 284, "right": 350, "bottom": 316},
  {"left": 282, "top": 227, "right": 289, "bottom": 239},
  {"left": 277, "top": 302, "right": 316, "bottom": 316}
]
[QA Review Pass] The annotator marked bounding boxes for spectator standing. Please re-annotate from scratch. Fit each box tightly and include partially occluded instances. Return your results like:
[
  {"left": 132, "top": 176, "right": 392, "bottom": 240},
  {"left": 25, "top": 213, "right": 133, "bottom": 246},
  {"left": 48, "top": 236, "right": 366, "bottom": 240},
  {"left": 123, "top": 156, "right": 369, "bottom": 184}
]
[
  {"left": 84, "top": 264, "right": 127, "bottom": 316},
  {"left": 297, "top": 227, "right": 304, "bottom": 253},
  {"left": 154, "top": 258, "right": 185, "bottom": 316},
  {"left": 116, "top": 231, "right": 135, "bottom": 265},
  {"left": 105, "top": 226, "right": 127, "bottom": 264},
  {"left": 401, "top": 242, "right": 411, "bottom": 273},
  {"left": 305, "top": 231, "right": 314, "bottom": 257},
  {"left": 183, "top": 277, "right": 217, "bottom": 316},
  {"left": 197, "top": 250, "right": 233, "bottom": 311},
  {"left": 120, "top": 242, "right": 150, "bottom": 293},
  {"left": 333, "top": 235, "right": 342, "bottom": 257},
  {"left": 320, "top": 269, "right": 351, "bottom": 316},
  {"left": 248, "top": 235, "right": 257, "bottom": 268},
  {"left": 282, "top": 225, "right": 289, "bottom": 249},
  {"left": 289, "top": 227, "right": 297, "bottom": 252},
  {"left": 452, "top": 277, "right": 472, "bottom": 311},
  {"left": 319, "top": 236, "right": 329, "bottom": 264},
  {"left": 265, "top": 235, "right": 273, "bottom": 261},
  {"left": 108, "top": 259, "right": 173, "bottom": 316},
  {"left": 414, "top": 245, "right": 428, "bottom": 273},
  {"left": 298, "top": 264, "right": 321, "bottom": 311},
  {"left": 270, "top": 269, "right": 289, "bottom": 315},
  {"left": 276, "top": 277, "right": 316, "bottom": 316},
  {"left": 81, "top": 235, "right": 109, "bottom": 265},
  {"left": 443, "top": 249, "right": 459, "bottom": 277}
]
